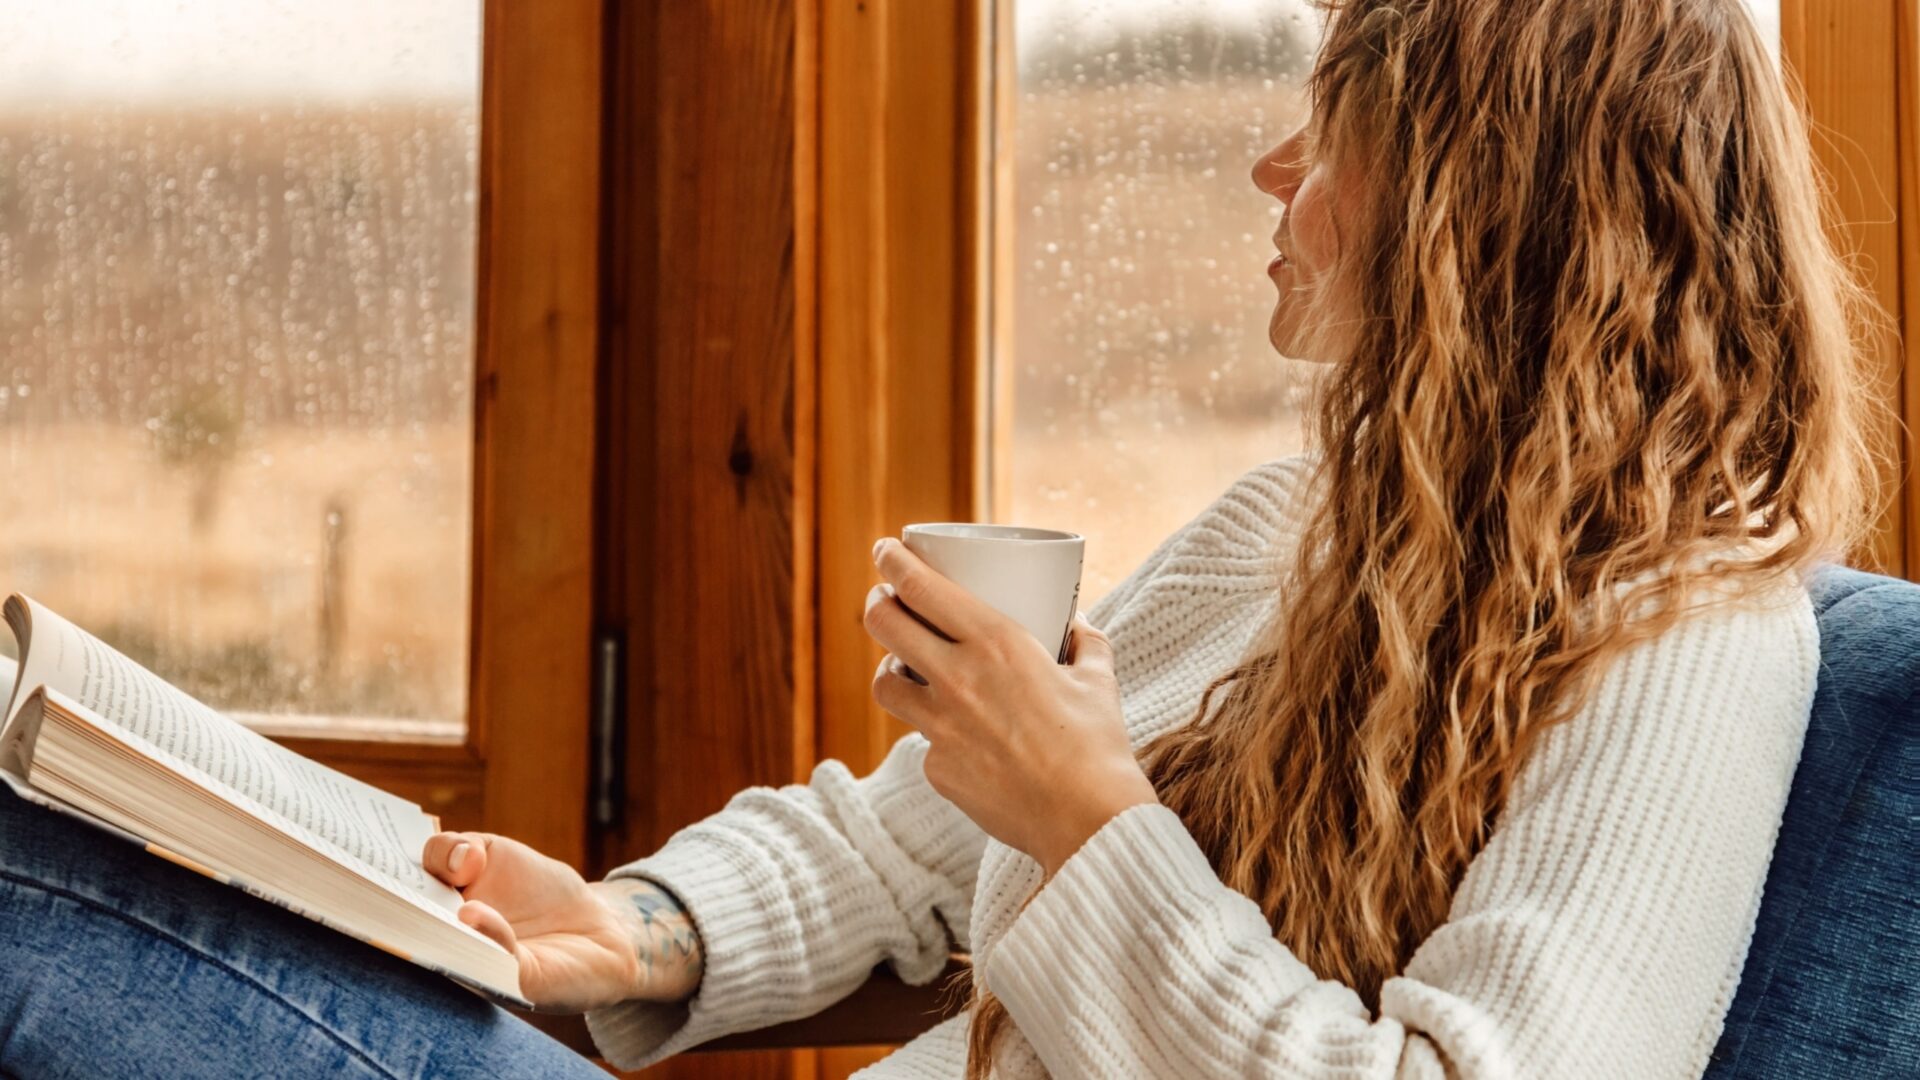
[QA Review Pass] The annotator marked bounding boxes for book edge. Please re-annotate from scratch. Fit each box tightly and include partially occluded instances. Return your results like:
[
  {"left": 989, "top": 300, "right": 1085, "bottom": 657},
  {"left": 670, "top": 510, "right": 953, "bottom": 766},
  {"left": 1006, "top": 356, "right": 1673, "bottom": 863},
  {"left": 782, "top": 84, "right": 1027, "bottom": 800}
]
[{"left": 5, "top": 740, "right": 532, "bottom": 1011}]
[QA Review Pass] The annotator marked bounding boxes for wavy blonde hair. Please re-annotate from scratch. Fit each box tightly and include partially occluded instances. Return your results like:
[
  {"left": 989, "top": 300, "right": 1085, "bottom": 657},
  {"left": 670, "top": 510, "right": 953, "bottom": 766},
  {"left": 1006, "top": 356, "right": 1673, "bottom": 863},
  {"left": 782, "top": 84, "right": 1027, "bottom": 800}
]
[{"left": 967, "top": 0, "right": 1884, "bottom": 1072}]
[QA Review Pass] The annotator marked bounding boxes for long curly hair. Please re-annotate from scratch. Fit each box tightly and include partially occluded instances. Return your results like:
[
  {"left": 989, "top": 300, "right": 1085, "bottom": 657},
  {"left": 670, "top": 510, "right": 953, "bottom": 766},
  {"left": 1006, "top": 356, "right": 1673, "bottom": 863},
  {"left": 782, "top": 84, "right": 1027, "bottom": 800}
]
[{"left": 967, "top": 0, "right": 1883, "bottom": 1073}]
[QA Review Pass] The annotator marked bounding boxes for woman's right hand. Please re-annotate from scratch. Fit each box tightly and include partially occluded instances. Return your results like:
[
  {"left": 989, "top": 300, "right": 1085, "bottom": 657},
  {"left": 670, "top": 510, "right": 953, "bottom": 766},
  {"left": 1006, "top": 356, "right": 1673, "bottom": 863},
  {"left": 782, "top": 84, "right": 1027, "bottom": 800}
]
[{"left": 422, "top": 832, "right": 704, "bottom": 1012}]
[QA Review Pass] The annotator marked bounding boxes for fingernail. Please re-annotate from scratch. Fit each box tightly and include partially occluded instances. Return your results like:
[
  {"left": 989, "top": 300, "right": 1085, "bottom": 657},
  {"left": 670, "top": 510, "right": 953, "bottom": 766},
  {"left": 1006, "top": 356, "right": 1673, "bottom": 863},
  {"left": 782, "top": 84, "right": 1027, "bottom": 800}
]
[
  {"left": 448, "top": 842, "right": 469, "bottom": 872},
  {"left": 865, "top": 583, "right": 887, "bottom": 611},
  {"left": 1075, "top": 612, "right": 1090, "bottom": 624},
  {"left": 872, "top": 537, "right": 888, "bottom": 562}
]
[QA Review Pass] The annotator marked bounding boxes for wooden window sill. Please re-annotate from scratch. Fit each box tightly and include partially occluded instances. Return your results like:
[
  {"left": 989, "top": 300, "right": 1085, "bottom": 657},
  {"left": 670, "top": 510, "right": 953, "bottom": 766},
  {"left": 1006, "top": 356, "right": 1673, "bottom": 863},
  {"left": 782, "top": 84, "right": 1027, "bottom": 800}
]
[{"left": 516, "top": 959, "right": 969, "bottom": 1057}]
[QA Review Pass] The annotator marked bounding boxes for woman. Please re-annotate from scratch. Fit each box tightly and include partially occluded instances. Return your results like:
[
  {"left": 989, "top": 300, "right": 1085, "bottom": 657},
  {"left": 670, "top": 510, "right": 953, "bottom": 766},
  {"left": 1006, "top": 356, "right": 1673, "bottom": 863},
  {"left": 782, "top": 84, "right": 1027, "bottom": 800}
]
[{"left": 0, "top": 0, "right": 1877, "bottom": 1076}]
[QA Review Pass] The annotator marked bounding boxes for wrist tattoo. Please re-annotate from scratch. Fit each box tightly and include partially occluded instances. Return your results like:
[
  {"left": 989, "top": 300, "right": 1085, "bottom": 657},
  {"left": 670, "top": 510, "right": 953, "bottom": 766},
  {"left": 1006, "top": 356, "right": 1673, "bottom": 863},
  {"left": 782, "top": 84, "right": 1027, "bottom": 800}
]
[{"left": 622, "top": 880, "right": 704, "bottom": 995}]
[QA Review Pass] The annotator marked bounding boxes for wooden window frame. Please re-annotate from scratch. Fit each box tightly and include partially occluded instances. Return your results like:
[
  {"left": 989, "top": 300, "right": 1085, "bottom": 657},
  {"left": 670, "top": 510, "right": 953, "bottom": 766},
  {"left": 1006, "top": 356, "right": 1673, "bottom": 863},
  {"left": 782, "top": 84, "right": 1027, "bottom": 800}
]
[
  {"left": 580, "top": 1, "right": 981, "bottom": 1075},
  {"left": 590, "top": 0, "right": 983, "bottom": 870},
  {"left": 1780, "top": 0, "right": 1920, "bottom": 580},
  {"left": 815, "top": 0, "right": 987, "bottom": 777},
  {"left": 278, "top": 0, "right": 602, "bottom": 867},
  {"left": 813, "top": 7, "right": 987, "bottom": 1071}
]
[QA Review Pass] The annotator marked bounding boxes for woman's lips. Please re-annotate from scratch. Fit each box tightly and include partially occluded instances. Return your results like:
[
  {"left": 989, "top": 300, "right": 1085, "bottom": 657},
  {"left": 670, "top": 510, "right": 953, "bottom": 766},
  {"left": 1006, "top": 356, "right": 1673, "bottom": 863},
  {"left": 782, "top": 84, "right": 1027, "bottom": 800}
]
[{"left": 1267, "top": 250, "right": 1292, "bottom": 274}]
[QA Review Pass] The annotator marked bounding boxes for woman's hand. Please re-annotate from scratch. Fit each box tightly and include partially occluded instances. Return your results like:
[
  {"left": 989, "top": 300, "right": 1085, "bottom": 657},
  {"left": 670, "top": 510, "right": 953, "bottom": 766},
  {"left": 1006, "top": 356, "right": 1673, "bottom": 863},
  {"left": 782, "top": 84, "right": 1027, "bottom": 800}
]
[
  {"left": 421, "top": 832, "right": 703, "bottom": 1012},
  {"left": 864, "top": 537, "right": 1158, "bottom": 876}
]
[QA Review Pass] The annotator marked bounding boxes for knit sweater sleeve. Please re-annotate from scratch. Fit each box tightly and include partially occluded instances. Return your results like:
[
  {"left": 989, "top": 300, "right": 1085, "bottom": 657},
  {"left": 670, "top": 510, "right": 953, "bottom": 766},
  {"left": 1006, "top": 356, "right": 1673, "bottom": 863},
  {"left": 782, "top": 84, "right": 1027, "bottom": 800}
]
[
  {"left": 983, "top": 584, "right": 1818, "bottom": 1079},
  {"left": 581, "top": 733, "right": 981, "bottom": 1069},
  {"left": 580, "top": 461, "right": 1306, "bottom": 1070}
]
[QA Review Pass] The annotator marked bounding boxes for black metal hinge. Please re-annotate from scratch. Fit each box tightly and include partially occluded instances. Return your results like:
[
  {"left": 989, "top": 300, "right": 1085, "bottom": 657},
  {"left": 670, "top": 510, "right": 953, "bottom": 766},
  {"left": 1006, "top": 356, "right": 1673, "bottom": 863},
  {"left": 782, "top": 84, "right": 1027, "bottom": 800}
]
[{"left": 590, "top": 627, "right": 626, "bottom": 829}]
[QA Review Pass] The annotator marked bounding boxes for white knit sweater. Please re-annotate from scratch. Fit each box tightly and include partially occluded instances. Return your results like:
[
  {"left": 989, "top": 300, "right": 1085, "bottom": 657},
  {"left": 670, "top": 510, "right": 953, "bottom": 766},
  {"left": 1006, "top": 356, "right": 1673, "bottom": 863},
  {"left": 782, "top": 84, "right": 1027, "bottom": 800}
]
[{"left": 586, "top": 455, "right": 1818, "bottom": 1079}]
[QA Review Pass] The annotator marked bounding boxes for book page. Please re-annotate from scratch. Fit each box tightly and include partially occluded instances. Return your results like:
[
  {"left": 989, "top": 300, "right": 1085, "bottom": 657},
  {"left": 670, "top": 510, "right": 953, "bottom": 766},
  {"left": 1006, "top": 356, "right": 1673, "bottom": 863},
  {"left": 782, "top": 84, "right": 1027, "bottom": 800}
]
[
  {"left": 0, "top": 651, "right": 19, "bottom": 779},
  {"left": 0, "top": 653, "right": 17, "bottom": 723},
  {"left": 7, "top": 596, "right": 460, "bottom": 914}
]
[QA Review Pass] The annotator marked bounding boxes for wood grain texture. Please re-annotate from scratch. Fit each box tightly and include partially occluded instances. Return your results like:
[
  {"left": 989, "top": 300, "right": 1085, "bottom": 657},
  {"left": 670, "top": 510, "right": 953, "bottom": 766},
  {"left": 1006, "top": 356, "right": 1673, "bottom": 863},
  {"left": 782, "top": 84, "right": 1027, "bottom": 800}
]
[
  {"left": 517, "top": 960, "right": 967, "bottom": 1068},
  {"left": 811, "top": 6, "right": 983, "bottom": 1064},
  {"left": 597, "top": 0, "right": 807, "bottom": 867},
  {"left": 817, "top": 0, "right": 982, "bottom": 776},
  {"left": 592, "top": 0, "right": 979, "bottom": 1072},
  {"left": 817, "top": 0, "right": 893, "bottom": 775},
  {"left": 282, "top": 739, "right": 484, "bottom": 829},
  {"left": 1781, "top": 0, "right": 1910, "bottom": 577},
  {"left": 985, "top": 0, "right": 1018, "bottom": 525},
  {"left": 795, "top": 0, "right": 824, "bottom": 819},
  {"left": 468, "top": 0, "right": 603, "bottom": 864},
  {"left": 596, "top": 1, "right": 816, "bottom": 1075},
  {"left": 1895, "top": 0, "right": 1920, "bottom": 576}
]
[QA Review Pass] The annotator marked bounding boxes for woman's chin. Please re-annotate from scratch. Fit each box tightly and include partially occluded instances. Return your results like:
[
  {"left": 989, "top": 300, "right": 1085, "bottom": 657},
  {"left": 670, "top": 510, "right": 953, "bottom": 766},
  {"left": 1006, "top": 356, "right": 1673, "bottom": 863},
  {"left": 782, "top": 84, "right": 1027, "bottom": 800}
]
[
  {"left": 1267, "top": 312, "right": 1311, "bottom": 361},
  {"left": 1270, "top": 334, "right": 1333, "bottom": 364},
  {"left": 1268, "top": 302, "right": 1339, "bottom": 364}
]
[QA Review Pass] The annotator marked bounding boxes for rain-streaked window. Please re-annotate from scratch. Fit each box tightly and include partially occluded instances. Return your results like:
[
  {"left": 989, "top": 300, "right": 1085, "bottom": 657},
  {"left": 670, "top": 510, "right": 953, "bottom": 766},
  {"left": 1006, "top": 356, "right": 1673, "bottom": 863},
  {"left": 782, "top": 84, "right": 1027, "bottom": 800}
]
[
  {"left": 992, "top": 0, "right": 1323, "bottom": 598},
  {"left": 991, "top": 0, "right": 1780, "bottom": 597},
  {"left": 0, "top": 0, "right": 481, "bottom": 737}
]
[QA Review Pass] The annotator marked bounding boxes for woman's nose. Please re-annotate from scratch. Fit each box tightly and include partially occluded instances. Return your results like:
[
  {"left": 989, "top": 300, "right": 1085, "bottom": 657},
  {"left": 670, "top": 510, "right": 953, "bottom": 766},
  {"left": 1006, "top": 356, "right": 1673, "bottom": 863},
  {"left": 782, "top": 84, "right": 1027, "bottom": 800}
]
[{"left": 1252, "top": 131, "right": 1308, "bottom": 203}]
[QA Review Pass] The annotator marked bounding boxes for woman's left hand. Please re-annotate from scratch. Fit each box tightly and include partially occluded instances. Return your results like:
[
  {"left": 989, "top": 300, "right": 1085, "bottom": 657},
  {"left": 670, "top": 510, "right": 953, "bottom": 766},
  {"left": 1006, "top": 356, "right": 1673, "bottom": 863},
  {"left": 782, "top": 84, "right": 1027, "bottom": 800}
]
[{"left": 864, "top": 537, "right": 1159, "bottom": 876}]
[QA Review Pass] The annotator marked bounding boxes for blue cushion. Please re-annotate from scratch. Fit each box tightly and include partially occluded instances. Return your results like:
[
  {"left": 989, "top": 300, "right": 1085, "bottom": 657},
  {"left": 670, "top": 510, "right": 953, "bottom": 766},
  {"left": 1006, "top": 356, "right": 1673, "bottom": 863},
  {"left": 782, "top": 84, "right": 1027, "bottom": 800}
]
[{"left": 1704, "top": 566, "right": 1920, "bottom": 1079}]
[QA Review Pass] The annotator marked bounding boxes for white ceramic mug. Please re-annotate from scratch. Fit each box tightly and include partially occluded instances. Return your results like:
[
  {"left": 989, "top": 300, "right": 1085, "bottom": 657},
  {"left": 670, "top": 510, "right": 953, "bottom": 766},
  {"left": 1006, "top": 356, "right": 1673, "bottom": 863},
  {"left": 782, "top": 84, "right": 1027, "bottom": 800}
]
[{"left": 899, "top": 523, "right": 1085, "bottom": 664}]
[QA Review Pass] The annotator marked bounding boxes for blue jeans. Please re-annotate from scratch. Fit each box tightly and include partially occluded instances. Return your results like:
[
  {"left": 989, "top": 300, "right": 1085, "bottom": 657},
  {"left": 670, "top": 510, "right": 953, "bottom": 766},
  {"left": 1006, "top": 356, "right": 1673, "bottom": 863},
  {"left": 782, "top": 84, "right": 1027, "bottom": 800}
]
[{"left": 0, "top": 786, "right": 606, "bottom": 1079}]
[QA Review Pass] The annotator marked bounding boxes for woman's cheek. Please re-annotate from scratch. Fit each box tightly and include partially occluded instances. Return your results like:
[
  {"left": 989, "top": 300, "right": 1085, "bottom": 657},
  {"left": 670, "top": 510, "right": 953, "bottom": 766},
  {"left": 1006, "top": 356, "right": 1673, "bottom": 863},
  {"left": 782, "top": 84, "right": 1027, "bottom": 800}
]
[{"left": 1290, "top": 170, "right": 1340, "bottom": 275}]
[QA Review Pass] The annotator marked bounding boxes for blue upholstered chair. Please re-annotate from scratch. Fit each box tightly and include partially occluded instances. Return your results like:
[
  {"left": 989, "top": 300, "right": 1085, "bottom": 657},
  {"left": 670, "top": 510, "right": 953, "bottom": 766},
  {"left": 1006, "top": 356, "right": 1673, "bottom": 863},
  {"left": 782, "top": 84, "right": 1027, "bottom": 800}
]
[{"left": 1703, "top": 565, "right": 1919, "bottom": 1079}]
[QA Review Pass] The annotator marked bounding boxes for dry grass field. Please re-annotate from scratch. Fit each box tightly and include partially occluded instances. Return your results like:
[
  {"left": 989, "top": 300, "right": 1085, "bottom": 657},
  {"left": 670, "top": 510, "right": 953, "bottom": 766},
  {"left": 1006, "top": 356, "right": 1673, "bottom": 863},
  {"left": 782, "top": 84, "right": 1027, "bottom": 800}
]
[
  {"left": 0, "top": 102, "right": 476, "bottom": 730},
  {"left": 0, "top": 422, "right": 471, "bottom": 728}
]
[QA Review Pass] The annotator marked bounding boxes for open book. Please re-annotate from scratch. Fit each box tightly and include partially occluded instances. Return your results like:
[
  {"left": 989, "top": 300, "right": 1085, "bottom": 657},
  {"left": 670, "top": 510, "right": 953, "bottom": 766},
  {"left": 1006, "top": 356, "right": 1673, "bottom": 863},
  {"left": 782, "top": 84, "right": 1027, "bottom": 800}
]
[{"left": 0, "top": 595, "right": 525, "bottom": 1007}]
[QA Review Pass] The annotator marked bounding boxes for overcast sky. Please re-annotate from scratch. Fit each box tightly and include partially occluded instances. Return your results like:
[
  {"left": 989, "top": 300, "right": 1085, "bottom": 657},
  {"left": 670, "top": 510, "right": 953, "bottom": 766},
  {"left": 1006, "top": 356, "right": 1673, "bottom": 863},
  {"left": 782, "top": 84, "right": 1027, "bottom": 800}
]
[
  {"left": 0, "top": 0, "right": 1777, "bottom": 107},
  {"left": 0, "top": 0, "right": 479, "bottom": 105},
  {"left": 1017, "top": 0, "right": 1777, "bottom": 55}
]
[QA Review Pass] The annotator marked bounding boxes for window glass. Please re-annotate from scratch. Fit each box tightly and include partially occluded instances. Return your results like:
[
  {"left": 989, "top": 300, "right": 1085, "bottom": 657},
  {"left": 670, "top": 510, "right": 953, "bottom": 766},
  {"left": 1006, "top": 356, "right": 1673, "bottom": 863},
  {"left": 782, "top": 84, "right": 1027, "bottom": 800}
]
[
  {"left": 0, "top": 0, "right": 481, "bottom": 737},
  {"left": 995, "top": 0, "right": 1322, "bottom": 598},
  {"left": 1748, "top": 0, "right": 1780, "bottom": 56},
  {"left": 994, "top": 0, "right": 1780, "bottom": 599}
]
